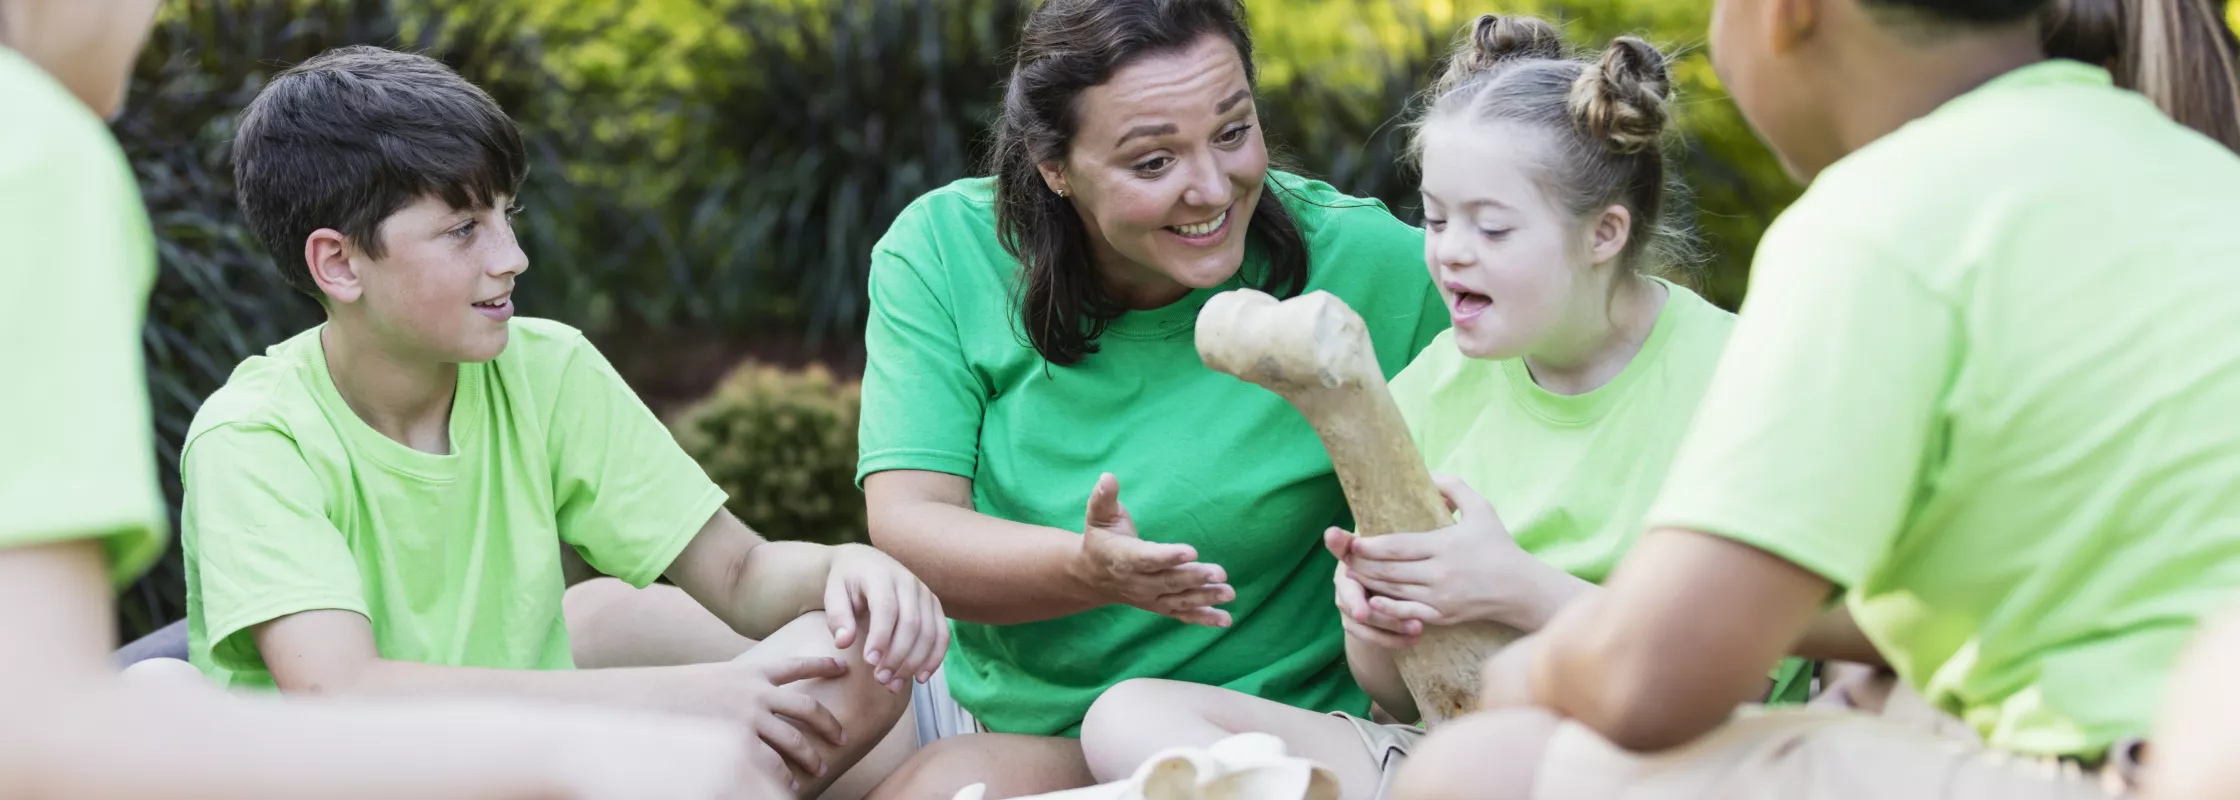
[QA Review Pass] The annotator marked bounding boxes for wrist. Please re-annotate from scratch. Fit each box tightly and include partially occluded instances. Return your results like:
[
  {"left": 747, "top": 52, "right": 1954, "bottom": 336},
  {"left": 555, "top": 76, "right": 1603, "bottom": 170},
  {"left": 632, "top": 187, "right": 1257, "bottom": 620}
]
[
  {"left": 1484, "top": 557, "right": 1581, "bottom": 631},
  {"left": 1060, "top": 535, "right": 1107, "bottom": 605}
]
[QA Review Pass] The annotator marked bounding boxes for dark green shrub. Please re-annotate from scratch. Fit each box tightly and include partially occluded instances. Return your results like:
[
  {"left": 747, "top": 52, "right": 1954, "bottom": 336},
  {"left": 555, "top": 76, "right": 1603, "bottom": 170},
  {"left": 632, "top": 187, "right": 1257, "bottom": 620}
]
[{"left": 672, "top": 364, "right": 866, "bottom": 546}]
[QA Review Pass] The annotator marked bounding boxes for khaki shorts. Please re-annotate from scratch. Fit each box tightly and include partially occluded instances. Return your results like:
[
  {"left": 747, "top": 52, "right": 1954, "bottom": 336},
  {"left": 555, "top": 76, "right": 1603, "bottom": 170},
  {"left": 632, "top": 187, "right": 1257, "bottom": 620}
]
[
  {"left": 1532, "top": 681, "right": 2144, "bottom": 800},
  {"left": 1333, "top": 712, "right": 1427, "bottom": 800}
]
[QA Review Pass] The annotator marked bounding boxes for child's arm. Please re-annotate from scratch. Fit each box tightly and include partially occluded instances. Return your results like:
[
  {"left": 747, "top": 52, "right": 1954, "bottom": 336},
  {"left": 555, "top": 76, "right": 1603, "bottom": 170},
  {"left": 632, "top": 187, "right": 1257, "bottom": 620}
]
[
  {"left": 0, "top": 540, "right": 776, "bottom": 799},
  {"left": 1475, "top": 528, "right": 1828, "bottom": 751},
  {"left": 661, "top": 507, "right": 950, "bottom": 691},
  {"left": 254, "top": 605, "right": 854, "bottom": 782},
  {"left": 1332, "top": 553, "right": 1418, "bottom": 721}
]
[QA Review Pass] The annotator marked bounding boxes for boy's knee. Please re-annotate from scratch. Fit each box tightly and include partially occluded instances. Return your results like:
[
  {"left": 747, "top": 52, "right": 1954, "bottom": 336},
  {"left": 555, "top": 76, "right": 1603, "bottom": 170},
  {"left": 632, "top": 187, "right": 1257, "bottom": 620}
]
[
  {"left": 559, "top": 576, "right": 634, "bottom": 627},
  {"left": 1391, "top": 708, "right": 1559, "bottom": 800},
  {"left": 119, "top": 657, "right": 210, "bottom": 692}
]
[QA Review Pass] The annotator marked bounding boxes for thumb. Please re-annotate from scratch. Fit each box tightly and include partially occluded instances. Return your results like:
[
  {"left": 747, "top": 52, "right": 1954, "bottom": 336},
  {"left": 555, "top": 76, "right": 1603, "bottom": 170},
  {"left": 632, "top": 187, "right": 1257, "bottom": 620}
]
[
  {"left": 760, "top": 656, "right": 850, "bottom": 686},
  {"left": 1323, "top": 526, "right": 1356, "bottom": 560},
  {"left": 1431, "top": 474, "right": 1495, "bottom": 523},
  {"left": 1085, "top": 473, "right": 1134, "bottom": 535}
]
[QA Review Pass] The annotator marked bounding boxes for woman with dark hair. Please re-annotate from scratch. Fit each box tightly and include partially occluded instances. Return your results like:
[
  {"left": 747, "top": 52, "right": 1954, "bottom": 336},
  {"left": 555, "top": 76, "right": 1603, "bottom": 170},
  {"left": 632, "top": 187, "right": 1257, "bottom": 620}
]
[{"left": 855, "top": 0, "right": 1447, "bottom": 795}]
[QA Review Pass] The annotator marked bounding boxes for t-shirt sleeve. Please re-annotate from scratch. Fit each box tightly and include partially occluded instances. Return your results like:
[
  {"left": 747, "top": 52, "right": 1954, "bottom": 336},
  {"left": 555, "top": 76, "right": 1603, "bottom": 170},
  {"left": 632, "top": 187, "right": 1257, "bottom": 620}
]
[
  {"left": 1643, "top": 216, "right": 1958, "bottom": 589},
  {"left": 0, "top": 126, "right": 166, "bottom": 583},
  {"left": 547, "top": 335, "right": 730, "bottom": 587},
  {"left": 183, "top": 425, "right": 368, "bottom": 674},
  {"left": 855, "top": 210, "right": 987, "bottom": 484}
]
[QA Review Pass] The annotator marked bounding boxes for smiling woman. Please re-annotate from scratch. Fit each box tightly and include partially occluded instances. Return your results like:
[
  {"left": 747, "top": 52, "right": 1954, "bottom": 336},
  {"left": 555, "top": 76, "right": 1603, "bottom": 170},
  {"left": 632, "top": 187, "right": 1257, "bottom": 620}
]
[{"left": 854, "top": 0, "right": 1449, "bottom": 796}]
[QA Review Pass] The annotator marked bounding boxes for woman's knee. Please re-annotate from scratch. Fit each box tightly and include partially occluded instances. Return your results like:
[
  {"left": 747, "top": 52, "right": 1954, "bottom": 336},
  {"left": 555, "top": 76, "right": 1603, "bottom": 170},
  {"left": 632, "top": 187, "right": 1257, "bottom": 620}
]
[
  {"left": 1390, "top": 708, "right": 1560, "bottom": 800},
  {"left": 1083, "top": 679, "right": 1199, "bottom": 735}
]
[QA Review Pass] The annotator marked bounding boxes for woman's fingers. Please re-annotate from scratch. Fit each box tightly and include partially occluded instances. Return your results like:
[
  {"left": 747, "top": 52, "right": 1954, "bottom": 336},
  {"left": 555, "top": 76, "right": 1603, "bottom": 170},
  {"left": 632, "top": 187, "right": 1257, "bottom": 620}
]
[{"left": 1170, "top": 606, "right": 1233, "bottom": 628}]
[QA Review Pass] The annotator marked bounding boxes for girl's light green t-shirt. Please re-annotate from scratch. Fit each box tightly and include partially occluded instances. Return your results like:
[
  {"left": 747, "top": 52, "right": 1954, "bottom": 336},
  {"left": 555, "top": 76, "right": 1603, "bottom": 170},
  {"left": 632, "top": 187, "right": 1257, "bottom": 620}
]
[{"left": 1386, "top": 280, "right": 1813, "bottom": 703}]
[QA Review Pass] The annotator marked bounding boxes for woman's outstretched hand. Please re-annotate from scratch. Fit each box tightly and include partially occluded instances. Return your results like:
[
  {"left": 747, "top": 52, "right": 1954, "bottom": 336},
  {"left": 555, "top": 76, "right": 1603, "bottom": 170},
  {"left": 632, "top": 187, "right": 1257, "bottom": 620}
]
[{"left": 1067, "top": 473, "right": 1234, "bottom": 627}]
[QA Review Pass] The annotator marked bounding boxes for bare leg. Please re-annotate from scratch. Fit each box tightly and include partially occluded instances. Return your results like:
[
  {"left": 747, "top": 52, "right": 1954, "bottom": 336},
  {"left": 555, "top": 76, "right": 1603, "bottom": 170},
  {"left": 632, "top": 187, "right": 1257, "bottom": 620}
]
[
  {"left": 563, "top": 578, "right": 759, "bottom": 668},
  {"left": 736, "top": 611, "right": 912, "bottom": 798},
  {"left": 868, "top": 734, "right": 1093, "bottom": 800},
  {"left": 1388, "top": 709, "right": 1557, "bottom": 800},
  {"left": 1079, "top": 679, "right": 1384, "bottom": 800},
  {"left": 563, "top": 578, "right": 918, "bottom": 799}
]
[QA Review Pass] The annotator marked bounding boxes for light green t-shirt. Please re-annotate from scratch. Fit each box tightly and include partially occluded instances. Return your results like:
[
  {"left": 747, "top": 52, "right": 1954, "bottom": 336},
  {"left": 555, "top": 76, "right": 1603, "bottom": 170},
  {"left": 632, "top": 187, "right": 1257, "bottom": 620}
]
[
  {"left": 1389, "top": 280, "right": 1810, "bottom": 704},
  {"left": 183, "top": 318, "right": 729, "bottom": 689},
  {"left": 858, "top": 171, "right": 1448, "bottom": 736},
  {"left": 0, "top": 47, "right": 167, "bottom": 584},
  {"left": 1647, "top": 61, "right": 2240, "bottom": 757}
]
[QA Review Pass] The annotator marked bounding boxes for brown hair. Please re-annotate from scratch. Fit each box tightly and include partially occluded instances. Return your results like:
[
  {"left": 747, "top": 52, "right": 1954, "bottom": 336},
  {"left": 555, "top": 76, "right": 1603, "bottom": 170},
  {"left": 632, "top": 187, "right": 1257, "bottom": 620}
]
[
  {"left": 234, "top": 46, "right": 527, "bottom": 300},
  {"left": 991, "top": 0, "right": 1308, "bottom": 367},
  {"left": 2044, "top": 0, "right": 2240, "bottom": 152},
  {"left": 1410, "top": 15, "right": 1694, "bottom": 278}
]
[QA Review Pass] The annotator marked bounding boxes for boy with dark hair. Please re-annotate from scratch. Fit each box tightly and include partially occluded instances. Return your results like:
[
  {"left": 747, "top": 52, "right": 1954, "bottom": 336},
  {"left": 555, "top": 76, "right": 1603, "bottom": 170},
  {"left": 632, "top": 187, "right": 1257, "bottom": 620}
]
[
  {"left": 2, "top": 5, "right": 779, "bottom": 798},
  {"left": 177, "top": 45, "right": 946, "bottom": 796},
  {"left": 1390, "top": 0, "right": 2240, "bottom": 797}
]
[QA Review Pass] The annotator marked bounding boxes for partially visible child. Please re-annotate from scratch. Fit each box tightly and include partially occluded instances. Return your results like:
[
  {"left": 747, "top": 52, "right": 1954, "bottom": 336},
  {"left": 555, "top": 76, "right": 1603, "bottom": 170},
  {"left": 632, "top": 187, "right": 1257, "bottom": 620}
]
[
  {"left": 167, "top": 45, "right": 946, "bottom": 797},
  {"left": 1075, "top": 16, "right": 1812, "bottom": 800},
  {"left": 1393, "top": 0, "right": 2240, "bottom": 797},
  {"left": 0, "top": 2, "right": 778, "bottom": 797}
]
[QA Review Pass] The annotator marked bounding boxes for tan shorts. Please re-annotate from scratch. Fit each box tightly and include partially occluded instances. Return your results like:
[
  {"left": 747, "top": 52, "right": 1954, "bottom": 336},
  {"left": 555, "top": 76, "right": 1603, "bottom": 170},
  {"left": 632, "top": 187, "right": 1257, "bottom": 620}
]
[
  {"left": 1532, "top": 687, "right": 2143, "bottom": 800},
  {"left": 1333, "top": 712, "right": 1427, "bottom": 800}
]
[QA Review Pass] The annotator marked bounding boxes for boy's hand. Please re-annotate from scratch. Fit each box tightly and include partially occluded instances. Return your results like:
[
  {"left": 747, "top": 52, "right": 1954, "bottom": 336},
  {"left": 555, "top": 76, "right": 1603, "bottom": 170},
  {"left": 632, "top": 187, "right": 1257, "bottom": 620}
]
[
  {"left": 824, "top": 543, "right": 949, "bottom": 693},
  {"left": 1068, "top": 473, "right": 1235, "bottom": 628},
  {"left": 1341, "top": 475, "right": 1551, "bottom": 629},
  {"left": 711, "top": 656, "right": 850, "bottom": 787}
]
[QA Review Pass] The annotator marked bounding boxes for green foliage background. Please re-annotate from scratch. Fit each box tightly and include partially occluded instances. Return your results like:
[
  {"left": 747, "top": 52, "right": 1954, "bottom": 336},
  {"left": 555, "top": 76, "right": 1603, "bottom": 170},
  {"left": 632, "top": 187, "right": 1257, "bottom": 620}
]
[{"left": 113, "top": 0, "right": 1828, "bottom": 638}]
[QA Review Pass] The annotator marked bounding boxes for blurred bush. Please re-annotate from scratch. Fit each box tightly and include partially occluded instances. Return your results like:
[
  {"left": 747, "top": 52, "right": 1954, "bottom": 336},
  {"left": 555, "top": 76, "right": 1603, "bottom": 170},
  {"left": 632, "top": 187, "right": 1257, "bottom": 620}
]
[
  {"left": 113, "top": 0, "right": 1820, "bottom": 639},
  {"left": 672, "top": 364, "right": 867, "bottom": 546}
]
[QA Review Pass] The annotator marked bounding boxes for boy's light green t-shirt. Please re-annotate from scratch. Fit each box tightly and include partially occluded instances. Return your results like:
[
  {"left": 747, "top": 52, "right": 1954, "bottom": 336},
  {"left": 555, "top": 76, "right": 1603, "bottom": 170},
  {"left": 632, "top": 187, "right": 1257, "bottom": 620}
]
[
  {"left": 183, "top": 318, "right": 729, "bottom": 689},
  {"left": 1647, "top": 61, "right": 2240, "bottom": 757},
  {"left": 0, "top": 47, "right": 167, "bottom": 583},
  {"left": 1388, "top": 280, "right": 1810, "bottom": 704},
  {"left": 858, "top": 171, "right": 1449, "bottom": 737}
]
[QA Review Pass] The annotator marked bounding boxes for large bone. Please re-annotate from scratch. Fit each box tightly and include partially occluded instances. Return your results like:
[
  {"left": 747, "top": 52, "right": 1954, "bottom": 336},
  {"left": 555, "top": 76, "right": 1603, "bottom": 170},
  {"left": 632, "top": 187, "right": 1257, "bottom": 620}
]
[{"left": 1196, "top": 288, "right": 1521, "bottom": 725}]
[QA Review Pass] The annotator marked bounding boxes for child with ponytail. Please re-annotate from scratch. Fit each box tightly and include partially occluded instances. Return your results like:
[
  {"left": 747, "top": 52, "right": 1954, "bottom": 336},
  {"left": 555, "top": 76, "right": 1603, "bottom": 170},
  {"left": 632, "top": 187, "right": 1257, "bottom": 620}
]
[
  {"left": 1069, "top": 16, "right": 1810, "bottom": 800},
  {"left": 1392, "top": 0, "right": 2240, "bottom": 796}
]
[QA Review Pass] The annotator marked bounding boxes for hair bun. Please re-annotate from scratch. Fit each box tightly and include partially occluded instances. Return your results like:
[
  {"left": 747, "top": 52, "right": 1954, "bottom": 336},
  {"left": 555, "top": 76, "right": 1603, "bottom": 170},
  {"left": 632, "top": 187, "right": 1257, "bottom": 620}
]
[
  {"left": 1567, "top": 36, "right": 1673, "bottom": 155},
  {"left": 1433, "top": 14, "right": 1567, "bottom": 96}
]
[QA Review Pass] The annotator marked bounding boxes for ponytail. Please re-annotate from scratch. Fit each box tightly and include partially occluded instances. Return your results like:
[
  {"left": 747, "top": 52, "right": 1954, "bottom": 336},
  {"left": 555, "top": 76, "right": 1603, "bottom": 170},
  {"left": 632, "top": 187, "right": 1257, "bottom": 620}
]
[{"left": 2045, "top": 0, "right": 2240, "bottom": 152}]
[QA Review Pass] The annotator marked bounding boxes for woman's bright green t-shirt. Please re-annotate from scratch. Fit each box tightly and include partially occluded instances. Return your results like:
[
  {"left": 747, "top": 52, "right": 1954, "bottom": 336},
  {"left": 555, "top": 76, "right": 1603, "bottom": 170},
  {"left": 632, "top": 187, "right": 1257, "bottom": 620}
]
[
  {"left": 1387, "top": 279, "right": 1811, "bottom": 704},
  {"left": 0, "top": 46, "right": 168, "bottom": 585},
  {"left": 857, "top": 171, "right": 1449, "bottom": 736}
]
